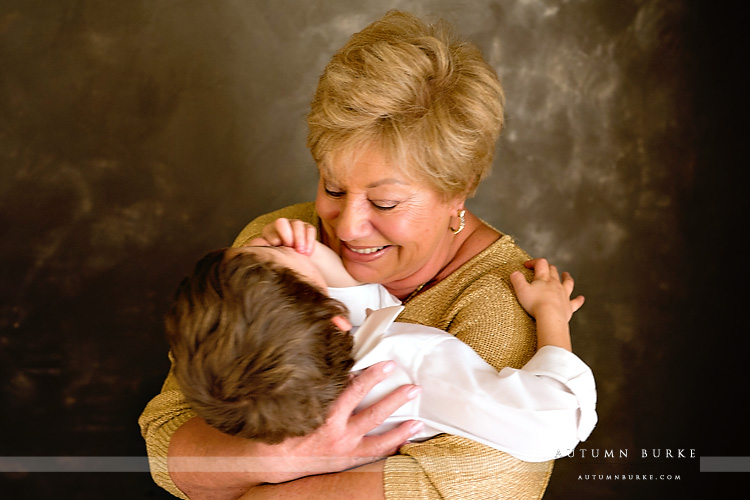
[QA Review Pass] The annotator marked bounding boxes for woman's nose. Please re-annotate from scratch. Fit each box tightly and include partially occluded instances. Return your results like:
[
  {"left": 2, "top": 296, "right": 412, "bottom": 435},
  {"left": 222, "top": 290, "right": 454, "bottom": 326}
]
[{"left": 335, "top": 201, "right": 370, "bottom": 241}]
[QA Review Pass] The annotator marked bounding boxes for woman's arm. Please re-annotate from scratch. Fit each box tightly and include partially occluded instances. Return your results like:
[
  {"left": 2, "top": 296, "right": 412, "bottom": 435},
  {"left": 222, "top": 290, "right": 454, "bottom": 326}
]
[
  {"left": 240, "top": 461, "right": 386, "bottom": 500},
  {"left": 167, "top": 361, "right": 422, "bottom": 500}
]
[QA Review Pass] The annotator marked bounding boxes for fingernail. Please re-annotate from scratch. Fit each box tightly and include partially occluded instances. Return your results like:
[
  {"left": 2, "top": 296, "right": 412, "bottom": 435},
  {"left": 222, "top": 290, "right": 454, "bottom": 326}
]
[
  {"left": 382, "top": 361, "right": 395, "bottom": 374},
  {"left": 407, "top": 386, "right": 421, "bottom": 399},
  {"left": 409, "top": 421, "right": 424, "bottom": 433}
]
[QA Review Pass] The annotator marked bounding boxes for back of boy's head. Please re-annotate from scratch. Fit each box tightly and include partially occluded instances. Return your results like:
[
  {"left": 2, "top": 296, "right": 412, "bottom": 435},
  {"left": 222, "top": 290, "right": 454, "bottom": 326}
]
[{"left": 166, "top": 248, "right": 354, "bottom": 444}]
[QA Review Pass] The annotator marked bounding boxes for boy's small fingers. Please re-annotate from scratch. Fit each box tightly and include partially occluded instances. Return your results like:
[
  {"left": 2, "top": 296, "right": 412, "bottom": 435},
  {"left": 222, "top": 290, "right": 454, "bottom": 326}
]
[
  {"left": 562, "top": 272, "right": 576, "bottom": 294},
  {"left": 532, "top": 258, "right": 549, "bottom": 278},
  {"left": 305, "top": 224, "right": 318, "bottom": 254},
  {"left": 510, "top": 271, "right": 530, "bottom": 293},
  {"left": 549, "top": 264, "right": 560, "bottom": 281},
  {"left": 245, "top": 237, "right": 271, "bottom": 247},
  {"left": 273, "top": 218, "right": 295, "bottom": 247},
  {"left": 571, "top": 295, "right": 585, "bottom": 312},
  {"left": 290, "top": 219, "right": 309, "bottom": 252},
  {"left": 260, "top": 225, "right": 281, "bottom": 246}
]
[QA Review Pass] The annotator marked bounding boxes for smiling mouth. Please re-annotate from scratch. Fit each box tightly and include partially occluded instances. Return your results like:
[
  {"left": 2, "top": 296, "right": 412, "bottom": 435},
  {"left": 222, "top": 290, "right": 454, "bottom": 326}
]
[{"left": 346, "top": 245, "right": 388, "bottom": 255}]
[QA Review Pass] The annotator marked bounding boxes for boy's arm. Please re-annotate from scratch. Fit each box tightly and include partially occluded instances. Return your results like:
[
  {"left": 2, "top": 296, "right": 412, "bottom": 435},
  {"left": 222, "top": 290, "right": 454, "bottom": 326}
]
[
  {"left": 247, "top": 216, "right": 360, "bottom": 288},
  {"left": 394, "top": 258, "right": 593, "bottom": 461},
  {"left": 309, "top": 241, "right": 362, "bottom": 288},
  {"left": 412, "top": 330, "right": 597, "bottom": 461}
]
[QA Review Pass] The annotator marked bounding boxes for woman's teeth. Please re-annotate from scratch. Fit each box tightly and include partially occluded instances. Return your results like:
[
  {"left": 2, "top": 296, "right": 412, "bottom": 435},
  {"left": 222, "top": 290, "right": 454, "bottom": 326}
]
[{"left": 349, "top": 245, "right": 387, "bottom": 254}]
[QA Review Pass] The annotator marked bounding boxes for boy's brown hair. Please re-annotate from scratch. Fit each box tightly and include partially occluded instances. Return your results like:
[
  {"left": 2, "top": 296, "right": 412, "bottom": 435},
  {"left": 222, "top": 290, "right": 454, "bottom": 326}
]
[{"left": 166, "top": 248, "right": 354, "bottom": 444}]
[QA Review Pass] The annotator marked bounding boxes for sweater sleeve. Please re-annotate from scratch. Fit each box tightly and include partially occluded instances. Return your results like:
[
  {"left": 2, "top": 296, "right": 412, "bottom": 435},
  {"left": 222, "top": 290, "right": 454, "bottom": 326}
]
[
  {"left": 137, "top": 362, "right": 194, "bottom": 499},
  {"left": 137, "top": 202, "right": 318, "bottom": 497},
  {"left": 384, "top": 247, "right": 555, "bottom": 499}
]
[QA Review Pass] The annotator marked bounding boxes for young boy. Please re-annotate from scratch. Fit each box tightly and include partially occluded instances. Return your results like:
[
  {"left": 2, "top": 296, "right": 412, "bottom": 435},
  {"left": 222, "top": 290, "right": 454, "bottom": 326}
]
[{"left": 166, "top": 240, "right": 596, "bottom": 464}]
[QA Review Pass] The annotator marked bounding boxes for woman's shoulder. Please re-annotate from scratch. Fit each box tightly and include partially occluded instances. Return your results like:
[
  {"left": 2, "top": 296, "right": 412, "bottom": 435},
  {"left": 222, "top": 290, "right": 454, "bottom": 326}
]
[
  {"left": 402, "top": 231, "right": 533, "bottom": 320},
  {"left": 232, "top": 202, "right": 318, "bottom": 247},
  {"left": 402, "top": 232, "right": 538, "bottom": 369},
  {"left": 451, "top": 231, "right": 532, "bottom": 284}
]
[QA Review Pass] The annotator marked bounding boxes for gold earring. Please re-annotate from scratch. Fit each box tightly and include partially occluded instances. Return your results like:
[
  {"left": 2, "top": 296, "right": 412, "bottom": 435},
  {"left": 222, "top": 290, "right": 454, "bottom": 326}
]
[{"left": 450, "top": 209, "right": 466, "bottom": 235}]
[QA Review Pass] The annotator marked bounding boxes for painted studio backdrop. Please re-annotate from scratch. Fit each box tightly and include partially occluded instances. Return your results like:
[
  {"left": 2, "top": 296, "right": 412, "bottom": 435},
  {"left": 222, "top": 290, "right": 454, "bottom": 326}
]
[{"left": 1, "top": 1, "right": 745, "bottom": 499}]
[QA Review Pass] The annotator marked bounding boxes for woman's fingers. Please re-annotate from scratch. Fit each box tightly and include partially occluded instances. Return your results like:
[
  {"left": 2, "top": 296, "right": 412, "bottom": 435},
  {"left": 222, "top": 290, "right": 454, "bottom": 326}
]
[
  {"left": 332, "top": 361, "right": 421, "bottom": 432},
  {"left": 349, "top": 383, "right": 421, "bottom": 436},
  {"left": 356, "top": 420, "right": 425, "bottom": 458},
  {"left": 329, "top": 361, "right": 394, "bottom": 420}
]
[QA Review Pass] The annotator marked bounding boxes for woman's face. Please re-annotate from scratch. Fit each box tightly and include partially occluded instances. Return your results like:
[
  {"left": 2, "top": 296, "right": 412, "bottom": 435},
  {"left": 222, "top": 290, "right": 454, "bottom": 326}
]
[{"left": 315, "top": 145, "right": 462, "bottom": 291}]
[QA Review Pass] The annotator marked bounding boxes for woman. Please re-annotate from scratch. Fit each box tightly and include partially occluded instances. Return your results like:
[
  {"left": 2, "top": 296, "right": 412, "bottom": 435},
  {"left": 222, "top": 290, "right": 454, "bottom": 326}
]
[{"left": 140, "top": 10, "right": 553, "bottom": 499}]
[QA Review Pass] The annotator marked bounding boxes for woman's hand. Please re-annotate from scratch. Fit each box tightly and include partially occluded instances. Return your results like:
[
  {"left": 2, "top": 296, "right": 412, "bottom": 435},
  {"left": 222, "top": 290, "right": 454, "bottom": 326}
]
[
  {"left": 258, "top": 360, "right": 423, "bottom": 484},
  {"left": 170, "top": 361, "right": 422, "bottom": 500},
  {"left": 259, "top": 217, "right": 318, "bottom": 255}
]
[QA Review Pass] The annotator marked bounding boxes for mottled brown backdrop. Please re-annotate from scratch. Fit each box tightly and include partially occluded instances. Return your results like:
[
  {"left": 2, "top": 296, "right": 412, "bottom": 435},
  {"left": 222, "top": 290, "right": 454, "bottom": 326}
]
[{"left": 1, "top": 1, "right": 745, "bottom": 498}]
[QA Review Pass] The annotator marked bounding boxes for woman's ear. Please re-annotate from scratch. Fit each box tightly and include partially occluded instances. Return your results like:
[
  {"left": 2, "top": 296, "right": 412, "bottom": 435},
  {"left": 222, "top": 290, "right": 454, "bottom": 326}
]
[
  {"left": 449, "top": 195, "right": 467, "bottom": 214},
  {"left": 331, "top": 315, "right": 352, "bottom": 332}
]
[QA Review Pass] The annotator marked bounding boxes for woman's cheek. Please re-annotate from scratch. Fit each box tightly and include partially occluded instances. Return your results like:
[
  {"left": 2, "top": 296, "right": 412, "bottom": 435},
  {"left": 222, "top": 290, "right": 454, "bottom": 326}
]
[
  {"left": 318, "top": 218, "right": 346, "bottom": 257},
  {"left": 315, "top": 199, "right": 337, "bottom": 230}
]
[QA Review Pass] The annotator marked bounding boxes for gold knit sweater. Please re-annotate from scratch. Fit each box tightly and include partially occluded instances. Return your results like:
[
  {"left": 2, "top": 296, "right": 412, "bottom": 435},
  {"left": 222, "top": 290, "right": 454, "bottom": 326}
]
[{"left": 139, "top": 202, "right": 553, "bottom": 499}]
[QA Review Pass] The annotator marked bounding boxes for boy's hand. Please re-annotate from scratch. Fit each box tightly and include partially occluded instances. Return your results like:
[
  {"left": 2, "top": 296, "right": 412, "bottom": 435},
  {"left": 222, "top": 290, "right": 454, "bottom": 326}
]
[
  {"left": 259, "top": 217, "right": 317, "bottom": 255},
  {"left": 510, "top": 259, "right": 584, "bottom": 352},
  {"left": 510, "top": 258, "right": 584, "bottom": 321}
]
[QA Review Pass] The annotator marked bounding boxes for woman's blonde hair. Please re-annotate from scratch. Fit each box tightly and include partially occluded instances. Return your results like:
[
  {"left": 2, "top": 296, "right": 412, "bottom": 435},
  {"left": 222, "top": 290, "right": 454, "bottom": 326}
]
[{"left": 307, "top": 10, "right": 505, "bottom": 199}]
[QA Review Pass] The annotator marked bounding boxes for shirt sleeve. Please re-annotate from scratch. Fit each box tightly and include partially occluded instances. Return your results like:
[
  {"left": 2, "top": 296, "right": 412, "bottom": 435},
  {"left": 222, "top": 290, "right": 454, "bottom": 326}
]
[{"left": 415, "top": 341, "right": 597, "bottom": 461}]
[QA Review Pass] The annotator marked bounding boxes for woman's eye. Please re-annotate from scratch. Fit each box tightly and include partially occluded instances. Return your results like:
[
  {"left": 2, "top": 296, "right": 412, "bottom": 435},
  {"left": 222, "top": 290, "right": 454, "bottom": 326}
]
[
  {"left": 371, "top": 200, "right": 399, "bottom": 210},
  {"left": 324, "top": 187, "right": 344, "bottom": 198}
]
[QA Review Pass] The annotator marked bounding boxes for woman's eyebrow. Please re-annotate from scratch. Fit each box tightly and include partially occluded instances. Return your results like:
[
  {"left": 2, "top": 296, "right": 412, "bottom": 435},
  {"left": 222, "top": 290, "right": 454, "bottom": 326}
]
[{"left": 366, "top": 178, "right": 407, "bottom": 188}]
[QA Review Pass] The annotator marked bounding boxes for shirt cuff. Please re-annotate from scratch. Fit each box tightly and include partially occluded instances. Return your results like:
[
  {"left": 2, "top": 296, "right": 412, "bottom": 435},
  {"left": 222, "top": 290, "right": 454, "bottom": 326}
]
[{"left": 521, "top": 346, "right": 598, "bottom": 440}]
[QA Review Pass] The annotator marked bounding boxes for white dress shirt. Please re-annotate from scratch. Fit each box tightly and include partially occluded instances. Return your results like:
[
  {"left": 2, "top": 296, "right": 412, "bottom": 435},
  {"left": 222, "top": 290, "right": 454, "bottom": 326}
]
[{"left": 328, "top": 284, "right": 597, "bottom": 462}]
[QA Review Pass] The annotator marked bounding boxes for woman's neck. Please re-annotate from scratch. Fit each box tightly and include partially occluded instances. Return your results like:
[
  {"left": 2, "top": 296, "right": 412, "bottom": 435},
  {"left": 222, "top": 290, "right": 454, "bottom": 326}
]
[{"left": 383, "top": 212, "right": 500, "bottom": 300}]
